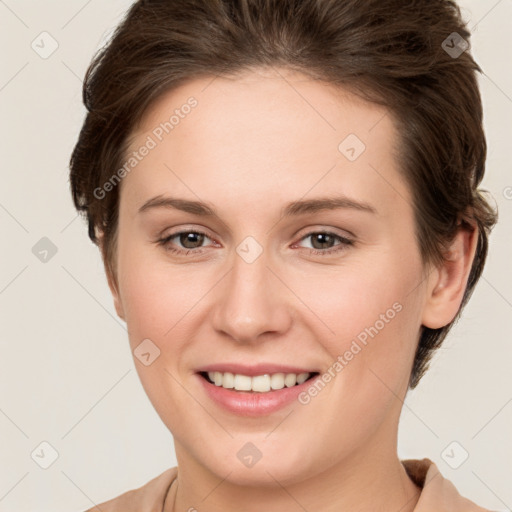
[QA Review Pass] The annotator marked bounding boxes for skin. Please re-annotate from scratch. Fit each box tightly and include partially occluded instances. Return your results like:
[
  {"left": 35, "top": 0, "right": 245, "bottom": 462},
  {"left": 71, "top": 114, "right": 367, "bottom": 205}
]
[{"left": 101, "top": 66, "right": 478, "bottom": 512}]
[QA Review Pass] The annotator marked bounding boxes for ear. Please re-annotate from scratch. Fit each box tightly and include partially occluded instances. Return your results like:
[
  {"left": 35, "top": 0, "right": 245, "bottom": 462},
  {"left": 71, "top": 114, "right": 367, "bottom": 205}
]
[
  {"left": 98, "top": 232, "right": 126, "bottom": 322},
  {"left": 421, "top": 221, "right": 479, "bottom": 329}
]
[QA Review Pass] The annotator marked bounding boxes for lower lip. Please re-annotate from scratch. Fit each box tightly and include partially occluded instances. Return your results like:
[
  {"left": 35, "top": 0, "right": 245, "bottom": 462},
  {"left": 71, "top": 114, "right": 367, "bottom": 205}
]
[{"left": 196, "top": 373, "right": 319, "bottom": 417}]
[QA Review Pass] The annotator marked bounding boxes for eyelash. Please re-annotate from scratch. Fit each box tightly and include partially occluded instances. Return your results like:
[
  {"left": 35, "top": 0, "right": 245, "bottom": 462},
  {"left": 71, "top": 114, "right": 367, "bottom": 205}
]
[{"left": 156, "top": 229, "right": 354, "bottom": 257}]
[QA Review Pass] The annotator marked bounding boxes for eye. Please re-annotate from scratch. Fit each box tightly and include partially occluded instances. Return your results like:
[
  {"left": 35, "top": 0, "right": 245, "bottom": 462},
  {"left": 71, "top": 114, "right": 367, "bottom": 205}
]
[
  {"left": 156, "top": 229, "right": 215, "bottom": 255},
  {"left": 295, "top": 231, "right": 354, "bottom": 256}
]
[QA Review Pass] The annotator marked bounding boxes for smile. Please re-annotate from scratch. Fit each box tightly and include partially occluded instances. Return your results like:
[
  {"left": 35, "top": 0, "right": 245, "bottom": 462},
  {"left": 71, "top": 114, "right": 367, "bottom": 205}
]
[{"left": 196, "top": 369, "right": 322, "bottom": 416}]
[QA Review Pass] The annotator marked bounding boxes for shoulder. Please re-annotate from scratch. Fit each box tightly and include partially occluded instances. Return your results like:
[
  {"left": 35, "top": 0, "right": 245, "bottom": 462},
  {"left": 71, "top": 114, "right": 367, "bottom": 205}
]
[
  {"left": 82, "top": 466, "right": 178, "bottom": 512},
  {"left": 402, "top": 458, "right": 493, "bottom": 512}
]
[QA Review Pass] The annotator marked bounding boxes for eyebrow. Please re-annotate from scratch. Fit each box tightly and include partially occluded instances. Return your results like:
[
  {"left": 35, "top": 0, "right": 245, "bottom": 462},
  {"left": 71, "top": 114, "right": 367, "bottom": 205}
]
[{"left": 138, "top": 194, "right": 378, "bottom": 217}]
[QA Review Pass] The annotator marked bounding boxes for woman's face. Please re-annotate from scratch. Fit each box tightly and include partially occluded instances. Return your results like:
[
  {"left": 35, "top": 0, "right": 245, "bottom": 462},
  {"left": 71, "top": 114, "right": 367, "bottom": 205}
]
[{"left": 108, "top": 67, "right": 435, "bottom": 485}]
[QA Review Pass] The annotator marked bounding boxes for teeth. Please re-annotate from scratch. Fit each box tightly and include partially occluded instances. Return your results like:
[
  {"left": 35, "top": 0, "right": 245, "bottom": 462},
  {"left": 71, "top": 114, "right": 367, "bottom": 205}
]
[
  {"left": 296, "top": 372, "right": 309, "bottom": 384},
  {"left": 222, "top": 372, "right": 234, "bottom": 388},
  {"left": 206, "top": 371, "right": 312, "bottom": 392},
  {"left": 270, "top": 373, "right": 285, "bottom": 390},
  {"left": 233, "top": 374, "right": 252, "bottom": 391},
  {"left": 252, "top": 374, "right": 270, "bottom": 392},
  {"left": 284, "top": 373, "right": 297, "bottom": 387}
]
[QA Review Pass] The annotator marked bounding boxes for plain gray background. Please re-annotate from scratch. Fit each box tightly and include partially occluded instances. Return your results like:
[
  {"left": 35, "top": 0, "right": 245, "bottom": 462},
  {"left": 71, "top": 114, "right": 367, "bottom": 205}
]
[{"left": 0, "top": 1, "right": 511, "bottom": 510}]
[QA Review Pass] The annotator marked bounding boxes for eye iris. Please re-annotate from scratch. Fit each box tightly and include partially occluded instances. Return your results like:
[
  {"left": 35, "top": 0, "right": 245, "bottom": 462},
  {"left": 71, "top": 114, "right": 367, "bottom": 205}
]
[
  {"left": 312, "top": 233, "right": 335, "bottom": 250},
  {"left": 180, "top": 232, "right": 205, "bottom": 249}
]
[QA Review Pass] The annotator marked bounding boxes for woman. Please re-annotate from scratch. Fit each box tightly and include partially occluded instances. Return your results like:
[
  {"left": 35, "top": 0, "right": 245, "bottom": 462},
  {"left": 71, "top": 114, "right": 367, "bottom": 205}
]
[{"left": 69, "top": 0, "right": 498, "bottom": 510}]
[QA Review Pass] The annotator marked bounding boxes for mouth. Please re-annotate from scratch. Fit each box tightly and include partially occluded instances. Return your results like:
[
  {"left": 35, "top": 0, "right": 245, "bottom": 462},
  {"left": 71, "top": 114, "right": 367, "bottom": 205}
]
[
  {"left": 198, "top": 370, "right": 320, "bottom": 393},
  {"left": 195, "top": 365, "right": 323, "bottom": 416}
]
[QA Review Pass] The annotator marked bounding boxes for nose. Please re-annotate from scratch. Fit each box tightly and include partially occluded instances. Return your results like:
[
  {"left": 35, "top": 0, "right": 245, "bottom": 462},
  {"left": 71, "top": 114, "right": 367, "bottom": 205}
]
[{"left": 211, "top": 245, "right": 292, "bottom": 345}]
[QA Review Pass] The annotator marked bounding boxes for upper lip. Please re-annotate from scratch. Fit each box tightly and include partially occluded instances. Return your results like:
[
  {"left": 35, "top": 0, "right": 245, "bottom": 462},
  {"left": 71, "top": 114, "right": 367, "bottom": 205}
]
[{"left": 196, "top": 363, "right": 319, "bottom": 376}]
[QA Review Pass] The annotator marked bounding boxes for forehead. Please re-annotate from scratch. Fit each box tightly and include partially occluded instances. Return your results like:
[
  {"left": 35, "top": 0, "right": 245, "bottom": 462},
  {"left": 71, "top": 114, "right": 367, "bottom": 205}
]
[
  {"left": 122, "top": 67, "right": 411, "bottom": 221},
  {"left": 136, "top": 66, "right": 393, "bottom": 155}
]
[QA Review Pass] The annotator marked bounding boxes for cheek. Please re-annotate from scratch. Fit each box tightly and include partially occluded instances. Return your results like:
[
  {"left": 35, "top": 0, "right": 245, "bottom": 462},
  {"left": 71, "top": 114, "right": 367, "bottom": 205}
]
[
  {"left": 115, "top": 246, "right": 205, "bottom": 422},
  {"left": 297, "top": 251, "right": 423, "bottom": 413},
  {"left": 289, "top": 251, "right": 421, "bottom": 355},
  {"left": 117, "top": 242, "right": 207, "bottom": 345},
  {"left": 293, "top": 293, "right": 420, "bottom": 460}
]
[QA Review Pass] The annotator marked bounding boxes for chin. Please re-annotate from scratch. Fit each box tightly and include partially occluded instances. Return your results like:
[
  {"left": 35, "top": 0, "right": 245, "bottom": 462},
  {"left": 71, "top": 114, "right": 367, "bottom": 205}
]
[{"left": 194, "top": 440, "right": 315, "bottom": 487}]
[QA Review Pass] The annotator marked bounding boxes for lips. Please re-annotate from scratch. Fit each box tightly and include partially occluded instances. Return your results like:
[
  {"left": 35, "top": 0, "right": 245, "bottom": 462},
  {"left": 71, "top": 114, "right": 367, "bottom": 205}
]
[{"left": 194, "top": 363, "right": 321, "bottom": 416}]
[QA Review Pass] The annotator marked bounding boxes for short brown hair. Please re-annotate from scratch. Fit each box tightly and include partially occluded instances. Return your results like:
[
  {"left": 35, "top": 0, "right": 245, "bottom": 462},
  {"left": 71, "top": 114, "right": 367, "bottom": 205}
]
[{"left": 69, "top": 0, "right": 498, "bottom": 389}]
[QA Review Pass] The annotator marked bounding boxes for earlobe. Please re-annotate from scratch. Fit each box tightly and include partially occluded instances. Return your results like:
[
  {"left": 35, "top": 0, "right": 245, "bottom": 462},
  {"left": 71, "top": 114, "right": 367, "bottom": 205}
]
[{"left": 421, "top": 223, "right": 478, "bottom": 329}]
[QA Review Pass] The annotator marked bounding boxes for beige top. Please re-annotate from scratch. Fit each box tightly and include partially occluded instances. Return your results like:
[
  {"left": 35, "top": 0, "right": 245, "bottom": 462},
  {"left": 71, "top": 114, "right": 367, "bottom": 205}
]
[{"left": 84, "top": 458, "right": 492, "bottom": 511}]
